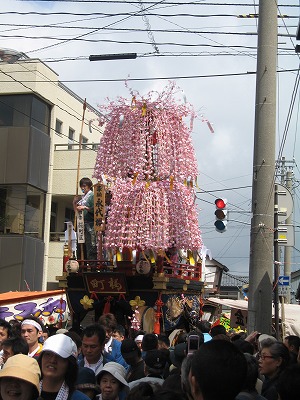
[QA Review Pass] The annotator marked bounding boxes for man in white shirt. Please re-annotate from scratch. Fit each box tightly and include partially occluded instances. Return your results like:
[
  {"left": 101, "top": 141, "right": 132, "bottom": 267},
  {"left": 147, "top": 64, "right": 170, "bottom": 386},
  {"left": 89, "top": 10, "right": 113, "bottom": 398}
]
[{"left": 78, "top": 324, "right": 106, "bottom": 377}]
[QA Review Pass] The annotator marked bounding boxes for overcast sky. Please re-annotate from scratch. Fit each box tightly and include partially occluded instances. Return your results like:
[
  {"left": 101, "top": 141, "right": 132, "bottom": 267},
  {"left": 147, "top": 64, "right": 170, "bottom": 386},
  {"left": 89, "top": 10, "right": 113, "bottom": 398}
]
[{"left": 1, "top": 0, "right": 300, "bottom": 276}]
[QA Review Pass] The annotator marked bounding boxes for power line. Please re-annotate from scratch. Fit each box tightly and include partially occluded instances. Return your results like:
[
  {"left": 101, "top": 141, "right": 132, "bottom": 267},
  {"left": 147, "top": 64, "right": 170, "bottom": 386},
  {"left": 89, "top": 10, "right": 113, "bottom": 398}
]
[{"left": 0, "top": 68, "right": 296, "bottom": 83}]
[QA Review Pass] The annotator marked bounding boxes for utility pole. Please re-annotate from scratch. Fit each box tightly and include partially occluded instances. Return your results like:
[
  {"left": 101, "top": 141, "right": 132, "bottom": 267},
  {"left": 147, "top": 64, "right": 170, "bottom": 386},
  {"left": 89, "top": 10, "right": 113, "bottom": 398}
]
[
  {"left": 284, "top": 169, "right": 293, "bottom": 303},
  {"left": 248, "top": 0, "right": 278, "bottom": 334}
]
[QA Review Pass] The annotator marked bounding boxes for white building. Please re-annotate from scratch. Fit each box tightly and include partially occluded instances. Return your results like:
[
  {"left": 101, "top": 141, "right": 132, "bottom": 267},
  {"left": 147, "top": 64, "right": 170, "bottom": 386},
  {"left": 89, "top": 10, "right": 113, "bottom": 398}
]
[{"left": 0, "top": 51, "right": 103, "bottom": 291}]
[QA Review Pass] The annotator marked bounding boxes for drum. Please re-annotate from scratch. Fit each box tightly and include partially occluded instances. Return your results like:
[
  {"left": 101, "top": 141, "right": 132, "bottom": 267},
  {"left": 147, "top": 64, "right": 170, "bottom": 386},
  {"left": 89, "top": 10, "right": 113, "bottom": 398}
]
[{"left": 135, "top": 306, "right": 156, "bottom": 333}]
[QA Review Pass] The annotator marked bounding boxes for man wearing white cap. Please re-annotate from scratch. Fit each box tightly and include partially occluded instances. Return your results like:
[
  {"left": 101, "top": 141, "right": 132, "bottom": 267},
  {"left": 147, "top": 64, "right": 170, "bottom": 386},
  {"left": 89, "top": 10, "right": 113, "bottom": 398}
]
[{"left": 21, "top": 316, "right": 44, "bottom": 359}]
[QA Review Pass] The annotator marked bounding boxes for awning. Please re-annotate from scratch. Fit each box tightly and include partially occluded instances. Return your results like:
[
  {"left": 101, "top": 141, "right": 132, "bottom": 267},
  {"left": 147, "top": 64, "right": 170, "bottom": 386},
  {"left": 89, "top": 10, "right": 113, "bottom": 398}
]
[{"left": 206, "top": 297, "right": 300, "bottom": 336}]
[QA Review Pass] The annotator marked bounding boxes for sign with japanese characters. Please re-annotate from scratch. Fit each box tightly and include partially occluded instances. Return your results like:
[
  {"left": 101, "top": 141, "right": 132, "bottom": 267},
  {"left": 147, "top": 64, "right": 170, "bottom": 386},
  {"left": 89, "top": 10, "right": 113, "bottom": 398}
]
[
  {"left": 0, "top": 293, "right": 68, "bottom": 325},
  {"left": 230, "top": 308, "right": 248, "bottom": 329},
  {"left": 84, "top": 272, "right": 127, "bottom": 294},
  {"left": 94, "top": 183, "right": 106, "bottom": 232},
  {"left": 77, "top": 210, "right": 85, "bottom": 243}
]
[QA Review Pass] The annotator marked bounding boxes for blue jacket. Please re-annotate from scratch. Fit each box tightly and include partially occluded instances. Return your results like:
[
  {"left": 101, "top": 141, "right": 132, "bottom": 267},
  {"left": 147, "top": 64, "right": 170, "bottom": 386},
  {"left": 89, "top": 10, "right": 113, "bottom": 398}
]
[
  {"left": 70, "top": 390, "right": 90, "bottom": 400},
  {"left": 104, "top": 339, "right": 129, "bottom": 370}
]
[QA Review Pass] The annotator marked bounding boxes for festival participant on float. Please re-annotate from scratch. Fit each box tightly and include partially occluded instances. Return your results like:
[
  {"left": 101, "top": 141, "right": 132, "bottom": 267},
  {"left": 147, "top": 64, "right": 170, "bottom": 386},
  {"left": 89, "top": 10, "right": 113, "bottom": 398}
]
[
  {"left": 258, "top": 340, "right": 290, "bottom": 400},
  {"left": 21, "top": 316, "right": 44, "bottom": 359},
  {"left": 78, "top": 324, "right": 106, "bottom": 378},
  {"left": 98, "top": 314, "right": 128, "bottom": 369},
  {"left": 0, "top": 354, "right": 41, "bottom": 400},
  {"left": 97, "top": 362, "right": 129, "bottom": 400},
  {"left": 38, "top": 334, "right": 89, "bottom": 400},
  {"left": 74, "top": 177, "right": 97, "bottom": 260}
]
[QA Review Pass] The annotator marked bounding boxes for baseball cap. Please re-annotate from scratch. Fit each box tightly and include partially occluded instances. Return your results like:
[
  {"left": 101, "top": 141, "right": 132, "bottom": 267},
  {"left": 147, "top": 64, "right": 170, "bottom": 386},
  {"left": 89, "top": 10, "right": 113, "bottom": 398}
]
[
  {"left": 97, "top": 362, "right": 129, "bottom": 388},
  {"left": 144, "top": 349, "right": 168, "bottom": 370},
  {"left": 42, "top": 334, "right": 77, "bottom": 358},
  {"left": 0, "top": 354, "right": 41, "bottom": 395}
]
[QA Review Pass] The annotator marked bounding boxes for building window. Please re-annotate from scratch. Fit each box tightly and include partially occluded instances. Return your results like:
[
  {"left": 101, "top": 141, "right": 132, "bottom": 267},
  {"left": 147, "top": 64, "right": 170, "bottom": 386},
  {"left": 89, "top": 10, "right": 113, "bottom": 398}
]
[
  {"left": 31, "top": 96, "right": 51, "bottom": 134},
  {"left": 55, "top": 119, "right": 63, "bottom": 136},
  {"left": 0, "top": 185, "right": 45, "bottom": 238},
  {"left": 82, "top": 136, "right": 88, "bottom": 149},
  {"left": 68, "top": 127, "right": 75, "bottom": 149},
  {"left": 0, "top": 94, "right": 50, "bottom": 133}
]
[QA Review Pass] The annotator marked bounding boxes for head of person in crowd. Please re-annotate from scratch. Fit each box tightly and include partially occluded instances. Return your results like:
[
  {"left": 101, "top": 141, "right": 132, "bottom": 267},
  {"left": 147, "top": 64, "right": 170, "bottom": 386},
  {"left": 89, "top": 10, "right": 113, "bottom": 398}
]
[
  {"left": 142, "top": 334, "right": 158, "bottom": 353},
  {"left": 133, "top": 330, "right": 145, "bottom": 350},
  {"left": 1, "top": 336, "right": 29, "bottom": 364},
  {"left": 38, "top": 334, "right": 79, "bottom": 397},
  {"left": 151, "top": 388, "right": 186, "bottom": 400},
  {"left": 197, "top": 320, "right": 211, "bottom": 334},
  {"left": 169, "top": 342, "right": 187, "bottom": 369},
  {"left": 121, "top": 338, "right": 142, "bottom": 366},
  {"left": 209, "top": 324, "right": 227, "bottom": 338},
  {"left": 283, "top": 335, "right": 300, "bottom": 356},
  {"left": 97, "top": 362, "right": 129, "bottom": 400},
  {"left": 112, "top": 325, "right": 125, "bottom": 342},
  {"left": 79, "top": 177, "right": 93, "bottom": 194},
  {"left": 236, "top": 353, "right": 261, "bottom": 399},
  {"left": 257, "top": 334, "right": 277, "bottom": 352},
  {"left": 232, "top": 338, "right": 254, "bottom": 355},
  {"left": 190, "top": 340, "right": 247, "bottom": 400},
  {"left": 81, "top": 324, "right": 106, "bottom": 365},
  {"left": 0, "top": 320, "right": 12, "bottom": 350},
  {"left": 144, "top": 349, "right": 168, "bottom": 378},
  {"left": 181, "top": 354, "right": 194, "bottom": 400},
  {"left": 157, "top": 334, "right": 170, "bottom": 350},
  {"left": 98, "top": 313, "right": 118, "bottom": 344},
  {"left": 0, "top": 354, "right": 41, "bottom": 400},
  {"left": 277, "top": 363, "right": 300, "bottom": 400},
  {"left": 258, "top": 340, "right": 290, "bottom": 379},
  {"left": 75, "top": 367, "right": 100, "bottom": 400},
  {"left": 65, "top": 330, "right": 83, "bottom": 357},
  {"left": 42, "top": 327, "right": 50, "bottom": 342},
  {"left": 8, "top": 320, "right": 21, "bottom": 337},
  {"left": 20, "top": 316, "right": 44, "bottom": 356},
  {"left": 126, "top": 382, "right": 154, "bottom": 400}
]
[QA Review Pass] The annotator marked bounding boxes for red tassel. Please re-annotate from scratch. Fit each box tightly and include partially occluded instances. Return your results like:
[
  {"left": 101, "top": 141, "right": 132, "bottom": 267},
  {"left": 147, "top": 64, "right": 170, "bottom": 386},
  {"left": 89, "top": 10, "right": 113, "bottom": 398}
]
[
  {"left": 103, "top": 296, "right": 113, "bottom": 314},
  {"left": 90, "top": 292, "right": 99, "bottom": 301}
]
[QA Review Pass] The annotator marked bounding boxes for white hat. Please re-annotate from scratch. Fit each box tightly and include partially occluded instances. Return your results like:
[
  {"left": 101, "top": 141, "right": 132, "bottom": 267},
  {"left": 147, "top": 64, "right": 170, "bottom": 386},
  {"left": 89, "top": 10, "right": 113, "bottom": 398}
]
[
  {"left": 42, "top": 334, "right": 77, "bottom": 358},
  {"left": 97, "top": 362, "right": 129, "bottom": 388}
]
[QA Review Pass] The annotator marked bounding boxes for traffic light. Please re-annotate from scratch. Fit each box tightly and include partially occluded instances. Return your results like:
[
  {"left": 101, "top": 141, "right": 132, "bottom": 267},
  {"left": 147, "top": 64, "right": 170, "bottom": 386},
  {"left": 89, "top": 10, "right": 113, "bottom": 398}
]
[{"left": 214, "top": 198, "right": 227, "bottom": 233}]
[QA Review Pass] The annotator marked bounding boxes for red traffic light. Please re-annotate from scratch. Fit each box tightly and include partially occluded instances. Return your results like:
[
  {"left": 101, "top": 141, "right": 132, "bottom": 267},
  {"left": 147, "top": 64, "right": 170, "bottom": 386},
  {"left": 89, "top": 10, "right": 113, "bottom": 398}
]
[{"left": 215, "top": 198, "right": 227, "bottom": 209}]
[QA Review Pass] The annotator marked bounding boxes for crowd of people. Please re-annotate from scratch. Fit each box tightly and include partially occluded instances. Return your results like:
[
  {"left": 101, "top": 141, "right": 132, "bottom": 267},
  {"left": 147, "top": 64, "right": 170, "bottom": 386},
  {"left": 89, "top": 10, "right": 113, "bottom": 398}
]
[{"left": 0, "top": 314, "right": 299, "bottom": 400}]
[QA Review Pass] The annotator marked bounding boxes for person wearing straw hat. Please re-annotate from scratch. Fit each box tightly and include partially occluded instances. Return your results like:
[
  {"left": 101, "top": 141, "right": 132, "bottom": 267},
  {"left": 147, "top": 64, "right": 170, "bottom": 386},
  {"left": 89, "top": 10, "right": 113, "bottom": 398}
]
[
  {"left": 0, "top": 354, "right": 41, "bottom": 400},
  {"left": 97, "top": 362, "right": 129, "bottom": 400}
]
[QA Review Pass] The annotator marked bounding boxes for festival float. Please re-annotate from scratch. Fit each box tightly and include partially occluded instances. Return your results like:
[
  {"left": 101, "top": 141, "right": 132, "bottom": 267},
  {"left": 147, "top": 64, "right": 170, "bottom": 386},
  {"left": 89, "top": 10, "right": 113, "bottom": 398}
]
[{"left": 58, "top": 82, "right": 221, "bottom": 335}]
